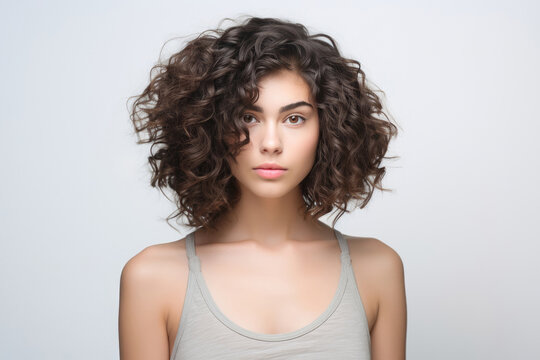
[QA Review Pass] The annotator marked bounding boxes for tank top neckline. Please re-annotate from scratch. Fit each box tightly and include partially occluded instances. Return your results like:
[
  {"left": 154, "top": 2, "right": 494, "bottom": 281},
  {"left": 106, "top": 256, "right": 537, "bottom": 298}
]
[{"left": 185, "top": 228, "right": 352, "bottom": 342}]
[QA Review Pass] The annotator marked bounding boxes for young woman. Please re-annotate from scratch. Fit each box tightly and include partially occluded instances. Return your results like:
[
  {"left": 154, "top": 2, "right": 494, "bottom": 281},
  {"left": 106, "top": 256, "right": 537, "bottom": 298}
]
[{"left": 119, "top": 16, "right": 406, "bottom": 360}]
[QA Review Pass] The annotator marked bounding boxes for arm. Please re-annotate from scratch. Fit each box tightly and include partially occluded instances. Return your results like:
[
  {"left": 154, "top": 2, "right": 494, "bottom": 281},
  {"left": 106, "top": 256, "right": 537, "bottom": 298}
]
[
  {"left": 118, "top": 247, "right": 171, "bottom": 360},
  {"left": 370, "top": 242, "right": 407, "bottom": 360}
]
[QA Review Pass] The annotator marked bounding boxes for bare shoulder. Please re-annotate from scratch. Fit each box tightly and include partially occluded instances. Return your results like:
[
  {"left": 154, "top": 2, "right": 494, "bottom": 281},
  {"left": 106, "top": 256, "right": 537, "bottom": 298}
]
[
  {"left": 342, "top": 234, "right": 406, "bottom": 334},
  {"left": 345, "top": 234, "right": 404, "bottom": 280},
  {"left": 121, "top": 239, "right": 189, "bottom": 292},
  {"left": 119, "top": 238, "right": 189, "bottom": 359},
  {"left": 119, "top": 239, "right": 189, "bottom": 331},
  {"left": 119, "top": 238, "right": 190, "bottom": 358}
]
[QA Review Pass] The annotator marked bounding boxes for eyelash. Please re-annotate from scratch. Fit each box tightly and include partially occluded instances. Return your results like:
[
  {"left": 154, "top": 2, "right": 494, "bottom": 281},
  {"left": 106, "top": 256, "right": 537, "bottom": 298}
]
[{"left": 242, "top": 114, "right": 307, "bottom": 126}]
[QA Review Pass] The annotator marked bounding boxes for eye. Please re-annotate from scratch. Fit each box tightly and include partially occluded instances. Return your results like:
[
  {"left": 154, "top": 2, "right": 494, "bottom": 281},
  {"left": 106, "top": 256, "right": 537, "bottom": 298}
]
[
  {"left": 285, "top": 115, "right": 306, "bottom": 125},
  {"left": 242, "top": 114, "right": 306, "bottom": 125},
  {"left": 242, "top": 114, "right": 258, "bottom": 124}
]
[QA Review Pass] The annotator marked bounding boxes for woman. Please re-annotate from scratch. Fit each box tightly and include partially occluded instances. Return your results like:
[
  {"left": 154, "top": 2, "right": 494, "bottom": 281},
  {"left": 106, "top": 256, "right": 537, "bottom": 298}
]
[{"left": 119, "top": 16, "right": 406, "bottom": 360}]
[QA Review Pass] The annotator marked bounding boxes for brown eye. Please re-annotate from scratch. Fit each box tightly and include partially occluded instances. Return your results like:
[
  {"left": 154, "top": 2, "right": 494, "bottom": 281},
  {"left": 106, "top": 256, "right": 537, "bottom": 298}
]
[
  {"left": 285, "top": 115, "right": 306, "bottom": 125},
  {"left": 242, "top": 114, "right": 257, "bottom": 124}
]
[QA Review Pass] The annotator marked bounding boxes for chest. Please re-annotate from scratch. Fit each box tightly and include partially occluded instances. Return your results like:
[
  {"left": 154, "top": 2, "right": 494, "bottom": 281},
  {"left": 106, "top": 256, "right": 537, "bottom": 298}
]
[
  {"left": 166, "top": 243, "right": 377, "bottom": 355},
  {"left": 199, "top": 254, "right": 343, "bottom": 334}
]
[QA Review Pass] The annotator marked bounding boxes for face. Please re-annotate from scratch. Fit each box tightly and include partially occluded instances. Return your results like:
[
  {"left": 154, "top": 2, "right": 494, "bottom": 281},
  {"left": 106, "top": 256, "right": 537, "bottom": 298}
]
[{"left": 227, "top": 69, "right": 320, "bottom": 199}]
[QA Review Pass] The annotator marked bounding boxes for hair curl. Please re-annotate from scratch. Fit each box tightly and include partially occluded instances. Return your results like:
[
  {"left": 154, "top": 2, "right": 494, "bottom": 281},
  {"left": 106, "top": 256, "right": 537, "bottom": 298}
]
[{"left": 128, "top": 16, "right": 398, "bottom": 231}]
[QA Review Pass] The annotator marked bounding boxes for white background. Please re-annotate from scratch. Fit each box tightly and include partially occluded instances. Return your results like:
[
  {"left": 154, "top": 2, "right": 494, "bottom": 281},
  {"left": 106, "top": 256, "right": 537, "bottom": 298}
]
[{"left": 1, "top": 0, "right": 539, "bottom": 359}]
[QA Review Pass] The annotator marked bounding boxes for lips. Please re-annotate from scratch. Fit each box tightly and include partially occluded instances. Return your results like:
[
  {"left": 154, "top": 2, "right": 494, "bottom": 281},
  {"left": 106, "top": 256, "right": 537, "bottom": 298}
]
[
  {"left": 254, "top": 168, "right": 287, "bottom": 179},
  {"left": 254, "top": 163, "right": 287, "bottom": 170}
]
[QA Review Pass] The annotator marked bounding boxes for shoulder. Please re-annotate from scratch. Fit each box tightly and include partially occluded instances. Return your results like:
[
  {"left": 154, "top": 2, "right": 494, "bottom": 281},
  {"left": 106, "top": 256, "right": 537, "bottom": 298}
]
[
  {"left": 121, "top": 239, "right": 188, "bottom": 284},
  {"left": 119, "top": 240, "right": 190, "bottom": 358},
  {"left": 344, "top": 235, "right": 407, "bottom": 356},
  {"left": 120, "top": 239, "right": 189, "bottom": 317},
  {"left": 345, "top": 235, "right": 404, "bottom": 277},
  {"left": 345, "top": 234, "right": 405, "bottom": 305}
]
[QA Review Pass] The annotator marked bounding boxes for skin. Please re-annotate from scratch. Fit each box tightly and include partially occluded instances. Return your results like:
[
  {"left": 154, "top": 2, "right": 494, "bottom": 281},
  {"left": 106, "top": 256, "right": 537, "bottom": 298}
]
[{"left": 118, "top": 69, "right": 407, "bottom": 359}]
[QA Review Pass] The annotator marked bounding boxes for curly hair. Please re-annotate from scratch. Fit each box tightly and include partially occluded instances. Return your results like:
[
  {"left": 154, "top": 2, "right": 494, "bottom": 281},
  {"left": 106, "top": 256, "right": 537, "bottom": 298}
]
[{"left": 129, "top": 16, "right": 398, "bottom": 231}]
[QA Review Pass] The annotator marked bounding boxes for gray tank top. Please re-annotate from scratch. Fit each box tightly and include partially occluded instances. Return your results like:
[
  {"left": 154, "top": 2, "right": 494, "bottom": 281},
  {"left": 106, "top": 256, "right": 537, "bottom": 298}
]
[{"left": 169, "top": 229, "right": 371, "bottom": 359}]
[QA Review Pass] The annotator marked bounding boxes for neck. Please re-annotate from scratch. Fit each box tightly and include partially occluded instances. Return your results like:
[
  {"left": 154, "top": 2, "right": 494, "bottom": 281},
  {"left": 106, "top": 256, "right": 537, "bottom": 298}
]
[{"left": 202, "top": 186, "right": 327, "bottom": 248}]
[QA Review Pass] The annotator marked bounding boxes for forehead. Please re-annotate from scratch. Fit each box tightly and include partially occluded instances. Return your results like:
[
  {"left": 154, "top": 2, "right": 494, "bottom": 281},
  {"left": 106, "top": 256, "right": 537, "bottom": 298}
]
[{"left": 251, "top": 69, "right": 314, "bottom": 109}]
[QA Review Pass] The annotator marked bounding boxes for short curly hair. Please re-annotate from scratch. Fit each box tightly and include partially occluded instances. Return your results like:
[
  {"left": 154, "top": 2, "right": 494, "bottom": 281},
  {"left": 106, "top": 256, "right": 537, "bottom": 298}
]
[{"left": 129, "top": 16, "right": 398, "bottom": 231}]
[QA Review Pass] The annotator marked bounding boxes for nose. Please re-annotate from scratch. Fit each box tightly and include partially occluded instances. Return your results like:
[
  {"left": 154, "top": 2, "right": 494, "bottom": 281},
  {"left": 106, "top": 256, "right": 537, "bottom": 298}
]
[{"left": 259, "top": 122, "right": 282, "bottom": 154}]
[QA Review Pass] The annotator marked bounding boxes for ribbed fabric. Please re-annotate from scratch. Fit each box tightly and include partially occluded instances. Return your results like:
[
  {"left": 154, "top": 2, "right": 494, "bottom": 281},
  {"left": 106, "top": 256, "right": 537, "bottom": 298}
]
[{"left": 169, "top": 229, "right": 371, "bottom": 360}]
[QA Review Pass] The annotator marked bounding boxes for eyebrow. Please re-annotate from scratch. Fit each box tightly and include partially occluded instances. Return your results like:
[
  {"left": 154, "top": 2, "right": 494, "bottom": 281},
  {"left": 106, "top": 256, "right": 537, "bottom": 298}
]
[{"left": 245, "top": 101, "right": 314, "bottom": 113}]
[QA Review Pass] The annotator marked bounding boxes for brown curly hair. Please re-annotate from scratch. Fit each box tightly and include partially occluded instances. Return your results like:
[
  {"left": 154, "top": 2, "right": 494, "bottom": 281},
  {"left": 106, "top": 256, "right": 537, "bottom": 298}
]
[{"left": 128, "top": 16, "right": 399, "bottom": 231}]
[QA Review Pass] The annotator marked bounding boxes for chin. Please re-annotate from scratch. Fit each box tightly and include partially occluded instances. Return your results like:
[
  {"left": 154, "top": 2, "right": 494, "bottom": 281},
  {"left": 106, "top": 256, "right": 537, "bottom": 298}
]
[
  {"left": 253, "top": 185, "right": 294, "bottom": 199},
  {"left": 238, "top": 180, "right": 299, "bottom": 199}
]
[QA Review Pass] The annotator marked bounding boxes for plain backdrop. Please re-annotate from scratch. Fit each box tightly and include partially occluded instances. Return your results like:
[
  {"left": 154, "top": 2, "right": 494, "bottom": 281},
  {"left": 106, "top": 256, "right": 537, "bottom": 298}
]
[{"left": 1, "top": 0, "right": 539, "bottom": 359}]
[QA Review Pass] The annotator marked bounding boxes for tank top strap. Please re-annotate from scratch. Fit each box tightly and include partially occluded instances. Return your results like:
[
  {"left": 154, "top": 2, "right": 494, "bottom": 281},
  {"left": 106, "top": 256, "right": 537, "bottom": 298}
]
[
  {"left": 185, "top": 231, "right": 201, "bottom": 273},
  {"left": 334, "top": 228, "right": 352, "bottom": 266}
]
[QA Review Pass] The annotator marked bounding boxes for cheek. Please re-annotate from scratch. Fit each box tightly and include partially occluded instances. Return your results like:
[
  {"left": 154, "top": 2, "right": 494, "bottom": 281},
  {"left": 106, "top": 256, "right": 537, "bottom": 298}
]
[
  {"left": 227, "top": 147, "right": 251, "bottom": 178},
  {"left": 293, "top": 129, "right": 319, "bottom": 164},
  {"left": 225, "top": 134, "right": 253, "bottom": 171},
  {"left": 306, "top": 124, "right": 320, "bottom": 155}
]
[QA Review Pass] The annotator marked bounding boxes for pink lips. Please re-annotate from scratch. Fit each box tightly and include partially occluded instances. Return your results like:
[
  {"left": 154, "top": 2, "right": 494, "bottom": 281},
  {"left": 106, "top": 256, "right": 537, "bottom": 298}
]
[{"left": 254, "top": 168, "right": 287, "bottom": 179}]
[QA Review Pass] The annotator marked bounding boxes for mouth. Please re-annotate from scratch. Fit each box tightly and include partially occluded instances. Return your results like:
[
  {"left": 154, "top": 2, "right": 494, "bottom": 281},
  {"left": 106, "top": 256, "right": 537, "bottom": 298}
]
[
  {"left": 254, "top": 163, "right": 287, "bottom": 170},
  {"left": 253, "top": 168, "right": 287, "bottom": 179}
]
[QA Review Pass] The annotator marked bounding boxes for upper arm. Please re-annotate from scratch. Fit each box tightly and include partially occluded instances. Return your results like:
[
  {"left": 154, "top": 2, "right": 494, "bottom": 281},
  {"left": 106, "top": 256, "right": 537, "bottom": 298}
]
[
  {"left": 370, "top": 240, "right": 407, "bottom": 360},
  {"left": 118, "top": 247, "right": 170, "bottom": 360}
]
